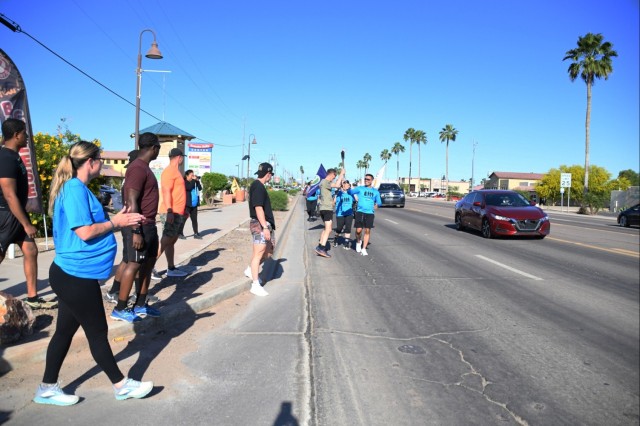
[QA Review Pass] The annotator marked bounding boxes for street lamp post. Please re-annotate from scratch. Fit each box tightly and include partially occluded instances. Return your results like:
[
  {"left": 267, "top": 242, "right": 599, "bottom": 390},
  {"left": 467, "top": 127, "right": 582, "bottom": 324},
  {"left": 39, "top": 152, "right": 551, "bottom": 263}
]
[
  {"left": 246, "top": 134, "right": 257, "bottom": 178},
  {"left": 471, "top": 140, "right": 477, "bottom": 191},
  {"left": 236, "top": 163, "right": 240, "bottom": 178},
  {"left": 134, "top": 29, "right": 163, "bottom": 149}
]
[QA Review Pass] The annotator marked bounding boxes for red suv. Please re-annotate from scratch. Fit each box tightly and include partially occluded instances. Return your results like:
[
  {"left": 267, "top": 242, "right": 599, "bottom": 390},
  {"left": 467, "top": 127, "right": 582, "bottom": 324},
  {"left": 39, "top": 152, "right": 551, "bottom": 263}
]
[{"left": 454, "top": 190, "right": 550, "bottom": 239}]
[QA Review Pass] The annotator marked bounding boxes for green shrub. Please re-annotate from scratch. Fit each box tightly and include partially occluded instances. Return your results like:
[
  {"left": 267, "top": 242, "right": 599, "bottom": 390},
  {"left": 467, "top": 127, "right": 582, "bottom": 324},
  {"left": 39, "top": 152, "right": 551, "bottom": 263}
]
[
  {"left": 268, "top": 190, "right": 289, "bottom": 211},
  {"left": 201, "top": 172, "right": 228, "bottom": 200}
]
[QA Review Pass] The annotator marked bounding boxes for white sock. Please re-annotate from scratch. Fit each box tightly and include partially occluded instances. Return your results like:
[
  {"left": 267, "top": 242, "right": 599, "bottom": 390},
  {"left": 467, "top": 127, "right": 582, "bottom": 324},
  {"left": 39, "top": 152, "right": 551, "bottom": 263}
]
[{"left": 252, "top": 280, "right": 261, "bottom": 286}]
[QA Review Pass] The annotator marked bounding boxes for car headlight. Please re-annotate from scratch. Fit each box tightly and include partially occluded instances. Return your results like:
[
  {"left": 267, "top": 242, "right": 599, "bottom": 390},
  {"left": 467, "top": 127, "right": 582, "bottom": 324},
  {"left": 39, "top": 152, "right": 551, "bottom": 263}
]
[
  {"left": 539, "top": 215, "right": 549, "bottom": 222},
  {"left": 490, "top": 213, "right": 511, "bottom": 221}
]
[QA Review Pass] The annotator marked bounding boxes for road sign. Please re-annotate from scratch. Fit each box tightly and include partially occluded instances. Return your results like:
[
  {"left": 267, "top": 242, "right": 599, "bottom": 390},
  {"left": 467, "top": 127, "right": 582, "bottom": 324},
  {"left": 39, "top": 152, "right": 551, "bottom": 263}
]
[{"left": 560, "top": 173, "right": 572, "bottom": 188}]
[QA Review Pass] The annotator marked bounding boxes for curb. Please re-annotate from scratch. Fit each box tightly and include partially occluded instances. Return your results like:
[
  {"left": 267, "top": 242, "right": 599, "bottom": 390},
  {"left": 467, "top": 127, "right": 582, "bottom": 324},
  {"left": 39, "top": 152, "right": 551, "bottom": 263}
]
[{"left": 0, "top": 195, "right": 300, "bottom": 375}]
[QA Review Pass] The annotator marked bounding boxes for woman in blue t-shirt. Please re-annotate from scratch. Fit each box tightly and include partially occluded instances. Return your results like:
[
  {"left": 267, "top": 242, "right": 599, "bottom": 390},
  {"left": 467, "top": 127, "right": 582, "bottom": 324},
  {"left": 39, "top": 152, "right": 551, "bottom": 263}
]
[
  {"left": 333, "top": 180, "right": 355, "bottom": 249},
  {"left": 305, "top": 182, "right": 319, "bottom": 221},
  {"left": 33, "top": 141, "right": 153, "bottom": 407}
]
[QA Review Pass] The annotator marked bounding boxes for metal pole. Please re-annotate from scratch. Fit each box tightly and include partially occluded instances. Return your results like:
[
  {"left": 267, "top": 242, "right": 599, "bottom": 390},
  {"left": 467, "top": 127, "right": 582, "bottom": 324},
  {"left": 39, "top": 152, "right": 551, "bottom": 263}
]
[{"left": 134, "top": 47, "right": 142, "bottom": 150}]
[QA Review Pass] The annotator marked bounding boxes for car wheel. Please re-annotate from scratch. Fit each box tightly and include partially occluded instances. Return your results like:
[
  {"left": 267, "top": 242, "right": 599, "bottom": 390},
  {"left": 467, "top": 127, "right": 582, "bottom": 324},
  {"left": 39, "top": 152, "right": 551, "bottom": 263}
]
[
  {"left": 481, "top": 219, "right": 493, "bottom": 239},
  {"left": 455, "top": 213, "right": 464, "bottom": 231},
  {"left": 399, "top": 205, "right": 404, "bottom": 208},
  {"left": 620, "top": 216, "right": 629, "bottom": 227}
]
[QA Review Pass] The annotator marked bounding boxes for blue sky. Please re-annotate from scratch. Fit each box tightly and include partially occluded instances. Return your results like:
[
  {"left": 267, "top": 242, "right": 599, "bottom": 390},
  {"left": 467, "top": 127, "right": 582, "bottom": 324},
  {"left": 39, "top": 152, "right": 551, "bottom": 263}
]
[{"left": 1, "top": 0, "right": 638, "bottom": 184}]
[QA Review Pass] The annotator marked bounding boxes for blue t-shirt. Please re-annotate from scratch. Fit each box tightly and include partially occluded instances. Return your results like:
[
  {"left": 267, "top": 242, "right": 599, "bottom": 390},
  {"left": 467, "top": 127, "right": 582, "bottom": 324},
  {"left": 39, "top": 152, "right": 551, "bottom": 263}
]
[
  {"left": 306, "top": 188, "right": 318, "bottom": 201},
  {"left": 53, "top": 178, "right": 117, "bottom": 279},
  {"left": 348, "top": 186, "right": 381, "bottom": 214},
  {"left": 334, "top": 190, "right": 354, "bottom": 217}
]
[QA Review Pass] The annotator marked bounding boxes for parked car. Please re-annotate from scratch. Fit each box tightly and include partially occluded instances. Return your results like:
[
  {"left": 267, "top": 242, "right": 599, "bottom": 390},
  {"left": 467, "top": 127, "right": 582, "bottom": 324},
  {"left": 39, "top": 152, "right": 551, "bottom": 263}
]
[
  {"left": 378, "top": 183, "right": 405, "bottom": 207},
  {"left": 454, "top": 190, "right": 550, "bottom": 239},
  {"left": 617, "top": 204, "right": 640, "bottom": 227}
]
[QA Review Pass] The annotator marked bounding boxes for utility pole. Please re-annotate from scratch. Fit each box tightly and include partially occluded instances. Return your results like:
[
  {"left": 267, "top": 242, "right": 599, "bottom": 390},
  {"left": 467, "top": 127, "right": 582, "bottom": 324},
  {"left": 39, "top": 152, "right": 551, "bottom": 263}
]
[{"left": 471, "top": 140, "right": 477, "bottom": 191}]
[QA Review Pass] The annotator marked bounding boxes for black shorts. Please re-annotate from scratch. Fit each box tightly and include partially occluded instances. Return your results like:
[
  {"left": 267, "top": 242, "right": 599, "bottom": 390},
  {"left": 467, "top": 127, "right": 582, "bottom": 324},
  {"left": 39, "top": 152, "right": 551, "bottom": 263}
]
[
  {"left": 0, "top": 210, "right": 33, "bottom": 255},
  {"left": 161, "top": 213, "right": 186, "bottom": 238},
  {"left": 121, "top": 224, "right": 159, "bottom": 263},
  {"left": 354, "top": 212, "right": 375, "bottom": 229},
  {"left": 335, "top": 215, "right": 353, "bottom": 234},
  {"left": 319, "top": 210, "right": 334, "bottom": 222}
]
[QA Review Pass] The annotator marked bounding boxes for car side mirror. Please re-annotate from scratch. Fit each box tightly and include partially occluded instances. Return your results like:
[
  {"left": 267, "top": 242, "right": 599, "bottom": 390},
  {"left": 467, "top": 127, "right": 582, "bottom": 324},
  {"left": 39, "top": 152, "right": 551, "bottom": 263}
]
[{"left": 530, "top": 200, "right": 536, "bottom": 206}]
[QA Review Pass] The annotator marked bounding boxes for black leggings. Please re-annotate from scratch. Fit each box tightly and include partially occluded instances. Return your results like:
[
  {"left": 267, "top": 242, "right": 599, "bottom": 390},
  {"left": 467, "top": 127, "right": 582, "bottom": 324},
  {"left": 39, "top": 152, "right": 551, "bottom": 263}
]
[
  {"left": 179, "top": 205, "right": 199, "bottom": 235},
  {"left": 43, "top": 262, "right": 124, "bottom": 384}
]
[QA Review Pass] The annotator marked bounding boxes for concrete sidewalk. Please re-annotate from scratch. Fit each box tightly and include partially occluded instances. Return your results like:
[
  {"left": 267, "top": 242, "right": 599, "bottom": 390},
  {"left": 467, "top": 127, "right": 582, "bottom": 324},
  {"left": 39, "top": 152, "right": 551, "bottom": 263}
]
[{"left": 0, "top": 198, "right": 298, "bottom": 373}]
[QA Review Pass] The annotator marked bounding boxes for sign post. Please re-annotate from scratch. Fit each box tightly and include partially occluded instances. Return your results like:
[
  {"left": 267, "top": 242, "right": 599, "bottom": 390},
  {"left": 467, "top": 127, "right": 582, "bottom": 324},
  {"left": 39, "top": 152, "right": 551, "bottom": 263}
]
[{"left": 560, "top": 173, "right": 572, "bottom": 212}]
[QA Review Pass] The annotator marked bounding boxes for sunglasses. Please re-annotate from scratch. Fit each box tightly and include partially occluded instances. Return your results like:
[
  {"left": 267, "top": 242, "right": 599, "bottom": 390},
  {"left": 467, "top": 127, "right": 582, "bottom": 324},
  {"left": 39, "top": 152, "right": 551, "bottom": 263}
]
[{"left": 364, "top": 178, "right": 372, "bottom": 181}]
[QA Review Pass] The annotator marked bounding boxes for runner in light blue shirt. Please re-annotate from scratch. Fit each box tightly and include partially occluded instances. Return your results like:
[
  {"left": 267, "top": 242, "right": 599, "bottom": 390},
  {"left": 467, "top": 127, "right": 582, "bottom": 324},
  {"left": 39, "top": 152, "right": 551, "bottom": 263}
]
[
  {"left": 333, "top": 180, "right": 355, "bottom": 249},
  {"left": 347, "top": 173, "right": 382, "bottom": 256}
]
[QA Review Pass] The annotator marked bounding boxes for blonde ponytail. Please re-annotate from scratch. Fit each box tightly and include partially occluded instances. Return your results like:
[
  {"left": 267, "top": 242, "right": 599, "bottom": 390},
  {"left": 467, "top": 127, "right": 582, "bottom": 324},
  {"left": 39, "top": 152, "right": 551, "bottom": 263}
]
[{"left": 48, "top": 141, "right": 101, "bottom": 215}]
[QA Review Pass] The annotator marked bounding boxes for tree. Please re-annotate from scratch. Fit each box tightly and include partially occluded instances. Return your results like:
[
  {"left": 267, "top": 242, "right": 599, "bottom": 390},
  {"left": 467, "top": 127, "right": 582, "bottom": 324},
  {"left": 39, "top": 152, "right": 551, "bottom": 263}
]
[
  {"left": 438, "top": 124, "right": 459, "bottom": 195},
  {"left": 201, "top": 172, "right": 228, "bottom": 203},
  {"left": 356, "top": 160, "right": 366, "bottom": 181},
  {"left": 403, "top": 128, "right": 416, "bottom": 191},
  {"left": 380, "top": 149, "right": 391, "bottom": 180},
  {"left": 563, "top": 33, "right": 618, "bottom": 200},
  {"left": 618, "top": 169, "right": 639, "bottom": 186},
  {"left": 391, "top": 142, "right": 405, "bottom": 184},
  {"left": 414, "top": 129, "right": 427, "bottom": 191},
  {"left": 536, "top": 164, "right": 621, "bottom": 212},
  {"left": 299, "top": 165, "right": 304, "bottom": 185},
  {"left": 362, "top": 153, "right": 372, "bottom": 174}
]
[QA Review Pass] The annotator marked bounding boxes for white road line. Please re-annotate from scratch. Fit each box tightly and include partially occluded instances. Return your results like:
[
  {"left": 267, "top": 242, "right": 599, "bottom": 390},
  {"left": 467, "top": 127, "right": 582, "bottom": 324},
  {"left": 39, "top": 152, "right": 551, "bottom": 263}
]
[
  {"left": 385, "top": 219, "right": 399, "bottom": 225},
  {"left": 475, "top": 255, "right": 543, "bottom": 281}
]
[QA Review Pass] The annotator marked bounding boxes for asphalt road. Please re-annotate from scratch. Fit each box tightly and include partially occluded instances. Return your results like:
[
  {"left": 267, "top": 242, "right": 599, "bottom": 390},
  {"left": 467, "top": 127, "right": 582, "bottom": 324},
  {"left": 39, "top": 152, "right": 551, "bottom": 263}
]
[
  {"left": 307, "top": 198, "right": 639, "bottom": 425},
  {"left": 2, "top": 197, "right": 637, "bottom": 425}
]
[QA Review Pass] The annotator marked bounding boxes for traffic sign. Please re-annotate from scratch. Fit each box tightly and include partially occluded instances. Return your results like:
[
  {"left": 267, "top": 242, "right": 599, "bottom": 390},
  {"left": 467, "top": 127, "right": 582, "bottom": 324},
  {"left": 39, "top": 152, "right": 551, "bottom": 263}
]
[{"left": 560, "top": 173, "right": 572, "bottom": 188}]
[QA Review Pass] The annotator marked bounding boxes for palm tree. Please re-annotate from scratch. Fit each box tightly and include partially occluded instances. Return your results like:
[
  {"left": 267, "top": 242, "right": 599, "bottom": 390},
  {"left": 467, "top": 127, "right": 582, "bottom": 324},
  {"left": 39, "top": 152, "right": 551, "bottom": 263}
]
[
  {"left": 414, "top": 129, "right": 427, "bottom": 192},
  {"left": 439, "top": 124, "right": 459, "bottom": 195},
  {"left": 391, "top": 142, "right": 405, "bottom": 184},
  {"left": 380, "top": 149, "right": 391, "bottom": 180},
  {"left": 299, "top": 165, "right": 304, "bottom": 185},
  {"left": 563, "top": 33, "right": 617, "bottom": 199},
  {"left": 356, "top": 160, "right": 366, "bottom": 182},
  {"left": 362, "top": 153, "right": 372, "bottom": 175},
  {"left": 403, "top": 128, "right": 416, "bottom": 191}
]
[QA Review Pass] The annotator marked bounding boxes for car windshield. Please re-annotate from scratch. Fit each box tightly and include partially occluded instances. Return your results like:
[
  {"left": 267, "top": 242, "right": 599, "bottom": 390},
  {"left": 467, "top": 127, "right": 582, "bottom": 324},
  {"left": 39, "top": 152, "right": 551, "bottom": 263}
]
[
  {"left": 379, "top": 184, "right": 401, "bottom": 190},
  {"left": 485, "top": 193, "right": 530, "bottom": 207}
]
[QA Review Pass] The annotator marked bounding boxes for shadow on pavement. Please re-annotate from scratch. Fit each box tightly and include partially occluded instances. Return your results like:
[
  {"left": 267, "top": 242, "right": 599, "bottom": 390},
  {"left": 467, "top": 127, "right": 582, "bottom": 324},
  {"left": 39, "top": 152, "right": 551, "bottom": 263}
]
[{"left": 272, "top": 401, "right": 300, "bottom": 426}]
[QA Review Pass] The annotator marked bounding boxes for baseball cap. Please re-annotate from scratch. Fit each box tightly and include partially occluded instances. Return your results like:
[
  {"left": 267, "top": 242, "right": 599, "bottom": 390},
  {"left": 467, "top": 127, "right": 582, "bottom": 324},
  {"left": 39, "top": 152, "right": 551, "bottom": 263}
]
[
  {"left": 254, "top": 162, "right": 274, "bottom": 177},
  {"left": 168, "top": 148, "right": 186, "bottom": 157}
]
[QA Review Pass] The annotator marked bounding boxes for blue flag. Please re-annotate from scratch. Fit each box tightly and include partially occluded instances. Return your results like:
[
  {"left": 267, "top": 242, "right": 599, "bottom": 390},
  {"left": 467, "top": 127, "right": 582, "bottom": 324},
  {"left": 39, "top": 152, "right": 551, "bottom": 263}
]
[{"left": 307, "top": 164, "right": 327, "bottom": 196}]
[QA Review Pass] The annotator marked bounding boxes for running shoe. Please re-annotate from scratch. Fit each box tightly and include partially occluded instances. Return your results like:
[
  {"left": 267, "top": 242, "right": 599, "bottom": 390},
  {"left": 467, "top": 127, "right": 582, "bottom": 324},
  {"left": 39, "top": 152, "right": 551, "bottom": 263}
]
[
  {"left": 194, "top": 234, "right": 203, "bottom": 240},
  {"left": 332, "top": 238, "right": 339, "bottom": 247},
  {"left": 133, "top": 303, "right": 161, "bottom": 318},
  {"left": 244, "top": 266, "right": 262, "bottom": 284},
  {"left": 361, "top": 248, "right": 368, "bottom": 256},
  {"left": 103, "top": 292, "right": 118, "bottom": 304},
  {"left": 179, "top": 234, "right": 186, "bottom": 240},
  {"left": 315, "top": 246, "right": 331, "bottom": 258},
  {"left": 113, "top": 378, "right": 153, "bottom": 401},
  {"left": 166, "top": 267, "right": 188, "bottom": 277},
  {"left": 355, "top": 242, "right": 362, "bottom": 253},
  {"left": 110, "top": 308, "right": 142, "bottom": 323},
  {"left": 33, "top": 383, "right": 79, "bottom": 406},
  {"left": 343, "top": 240, "right": 351, "bottom": 250},
  {"left": 250, "top": 284, "right": 269, "bottom": 297},
  {"left": 24, "top": 297, "right": 58, "bottom": 310},
  {"left": 151, "top": 270, "right": 163, "bottom": 280}
]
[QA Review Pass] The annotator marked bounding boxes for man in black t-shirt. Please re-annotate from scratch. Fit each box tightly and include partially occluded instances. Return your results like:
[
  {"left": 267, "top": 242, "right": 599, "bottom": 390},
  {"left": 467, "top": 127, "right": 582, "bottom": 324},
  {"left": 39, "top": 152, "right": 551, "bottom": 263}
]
[
  {"left": 244, "top": 162, "right": 275, "bottom": 296},
  {"left": 0, "top": 118, "right": 56, "bottom": 309}
]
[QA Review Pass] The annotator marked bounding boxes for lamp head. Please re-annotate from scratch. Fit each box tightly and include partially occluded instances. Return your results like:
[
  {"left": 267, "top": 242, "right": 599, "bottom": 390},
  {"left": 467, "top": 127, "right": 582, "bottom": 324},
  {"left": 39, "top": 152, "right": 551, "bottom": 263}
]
[{"left": 146, "top": 41, "right": 163, "bottom": 59}]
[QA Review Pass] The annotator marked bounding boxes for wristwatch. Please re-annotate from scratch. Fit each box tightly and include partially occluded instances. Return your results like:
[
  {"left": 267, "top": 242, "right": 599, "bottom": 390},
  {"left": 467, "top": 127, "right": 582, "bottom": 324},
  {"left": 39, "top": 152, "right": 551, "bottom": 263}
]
[{"left": 132, "top": 228, "right": 142, "bottom": 235}]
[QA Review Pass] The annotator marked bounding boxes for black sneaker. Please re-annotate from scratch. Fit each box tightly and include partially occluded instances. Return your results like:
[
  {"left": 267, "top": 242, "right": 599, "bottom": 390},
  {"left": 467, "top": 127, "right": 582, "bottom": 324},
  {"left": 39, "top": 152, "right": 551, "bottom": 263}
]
[
  {"left": 104, "top": 292, "right": 118, "bottom": 304},
  {"left": 194, "top": 234, "right": 203, "bottom": 240},
  {"left": 179, "top": 234, "right": 186, "bottom": 240},
  {"left": 332, "top": 238, "right": 339, "bottom": 247}
]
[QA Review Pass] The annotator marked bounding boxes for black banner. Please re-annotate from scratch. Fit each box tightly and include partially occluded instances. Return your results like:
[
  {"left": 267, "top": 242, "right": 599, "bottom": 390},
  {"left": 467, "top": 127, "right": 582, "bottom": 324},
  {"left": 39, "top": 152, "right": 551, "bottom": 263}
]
[{"left": 0, "top": 48, "right": 43, "bottom": 214}]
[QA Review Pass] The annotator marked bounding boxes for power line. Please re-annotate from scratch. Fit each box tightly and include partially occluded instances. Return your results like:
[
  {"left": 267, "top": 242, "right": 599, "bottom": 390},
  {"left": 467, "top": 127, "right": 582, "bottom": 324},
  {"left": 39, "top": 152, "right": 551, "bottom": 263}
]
[{"left": 0, "top": 13, "right": 163, "bottom": 123}]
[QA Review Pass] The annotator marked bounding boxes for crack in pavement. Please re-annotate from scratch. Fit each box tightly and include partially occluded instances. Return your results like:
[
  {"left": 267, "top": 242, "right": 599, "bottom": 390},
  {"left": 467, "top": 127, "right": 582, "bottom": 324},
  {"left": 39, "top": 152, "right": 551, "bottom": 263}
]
[{"left": 316, "top": 327, "right": 529, "bottom": 426}]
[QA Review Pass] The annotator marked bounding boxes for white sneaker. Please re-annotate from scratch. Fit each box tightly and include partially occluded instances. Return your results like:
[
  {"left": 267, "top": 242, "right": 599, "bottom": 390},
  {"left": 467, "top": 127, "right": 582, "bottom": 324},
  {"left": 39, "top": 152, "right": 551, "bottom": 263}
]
[
  {"left": 356, "top": 242, "right": 362, "bottom": 253},
  {"left": 250, "top": 284, "right": 269, "bottom": 297},
  {"left": 33, "top": 383, "right": 79, "bottom": 406},
  {"left": 166, "top": 268, "right": 188, "bottom": 277},
  {"left": 150, "top": 270, "right": 163, "bottom": 280},
  {"left": 361, "top": 248, "right": 368, "bottom": 256},
  {"left": 244, "top": 266, "right": 262, "bottom": 284},
  {"left": 113, "top": 378, "right": 154, "bottom": 400}
]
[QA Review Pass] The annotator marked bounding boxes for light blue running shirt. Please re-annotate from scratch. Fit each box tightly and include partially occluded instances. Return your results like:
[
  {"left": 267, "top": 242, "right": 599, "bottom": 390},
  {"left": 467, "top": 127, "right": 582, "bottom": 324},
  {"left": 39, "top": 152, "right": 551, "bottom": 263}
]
[{"left": 347, "top": 186, "right": 381, "bottom": 214}]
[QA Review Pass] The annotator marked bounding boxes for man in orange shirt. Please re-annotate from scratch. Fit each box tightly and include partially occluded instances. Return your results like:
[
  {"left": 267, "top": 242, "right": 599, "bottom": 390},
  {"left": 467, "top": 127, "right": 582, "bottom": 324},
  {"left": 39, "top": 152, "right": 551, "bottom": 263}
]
[{"left": 157, "top": 148, "right": 188, "bottom": 277}]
